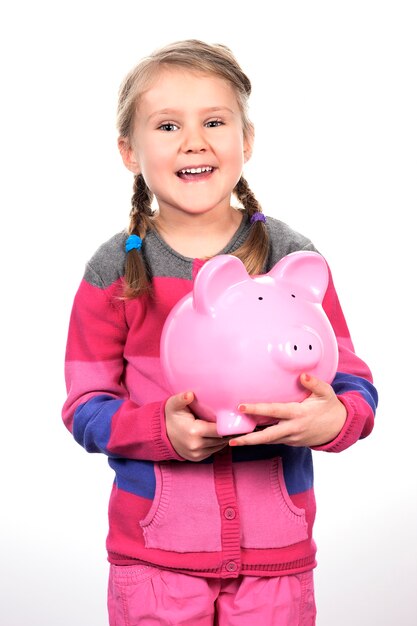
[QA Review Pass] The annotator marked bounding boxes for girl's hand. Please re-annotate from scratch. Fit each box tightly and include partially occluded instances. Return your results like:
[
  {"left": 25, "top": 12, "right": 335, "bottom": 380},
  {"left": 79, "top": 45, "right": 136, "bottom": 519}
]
[
  {"left": 229, "top": 374, "right": 347, "bottom": 448},
  {"left": 165, "top": 392, "right": 230, "bottom": 461}
]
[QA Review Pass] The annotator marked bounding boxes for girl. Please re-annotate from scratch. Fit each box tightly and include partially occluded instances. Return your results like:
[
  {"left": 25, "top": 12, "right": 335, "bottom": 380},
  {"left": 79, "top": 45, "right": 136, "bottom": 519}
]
[{"left": 63, "top": 40, "right": 377, "bottom": 626}]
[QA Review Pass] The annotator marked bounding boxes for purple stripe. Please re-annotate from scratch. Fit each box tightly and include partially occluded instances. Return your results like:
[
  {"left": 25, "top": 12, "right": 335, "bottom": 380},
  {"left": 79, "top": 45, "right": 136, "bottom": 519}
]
[
  {"left": 73, "top": 395, "right": 123, "bottom": 453},
  {"left": 332, "top": 372, "right": 378, "bottom": 413}
]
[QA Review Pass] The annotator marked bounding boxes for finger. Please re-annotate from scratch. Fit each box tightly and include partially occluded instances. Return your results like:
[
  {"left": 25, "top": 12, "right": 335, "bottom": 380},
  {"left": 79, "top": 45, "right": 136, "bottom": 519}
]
[
  {"left": 168, "top": 391, "right": 195, "bottom": 412},
  {"left": 237, "top": 402, "right": 298, "bottom": 420},
  {"left": 185, "top": 415, "right": 230, "bottom": 440},
  {"left": 200, "top": 439, "right": 230, "bottom": 449},
  {"left": 205, "top": 441, "right": 231, "bottom": 453},
  {"left": 194, "top": 430, "right": 232, "bottom": 447},
  {"left": 194, "top": 418, "right": 221, "bottom": 436},
  {"left": 187, "top": 438, "right": 231, "bottom": 460},
  {"left": 299, "top": 373, "right": 331, "bottom": 397},
  {"left": 199, "top": 422, "right": 230, "bottom": 440},
  {"left": 229, "top": 423, "right": 283, "bottom": 447}
]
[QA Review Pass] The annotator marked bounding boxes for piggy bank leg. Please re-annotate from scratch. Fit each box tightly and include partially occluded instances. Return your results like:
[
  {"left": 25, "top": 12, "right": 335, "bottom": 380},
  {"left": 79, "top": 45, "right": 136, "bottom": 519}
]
[{"left": 217, "top": 411, "right": 257, "bottom": 436}]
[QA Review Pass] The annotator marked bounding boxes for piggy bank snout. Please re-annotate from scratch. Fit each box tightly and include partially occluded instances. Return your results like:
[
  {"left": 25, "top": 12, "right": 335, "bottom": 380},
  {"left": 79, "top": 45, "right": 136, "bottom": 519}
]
[{"left": 275, "top": 327, "right": 323, "bottom": 372}]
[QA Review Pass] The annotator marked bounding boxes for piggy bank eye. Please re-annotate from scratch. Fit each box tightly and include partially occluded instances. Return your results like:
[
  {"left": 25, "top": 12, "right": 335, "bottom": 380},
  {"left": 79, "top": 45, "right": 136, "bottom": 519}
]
[
  {"left": 258, "top": 296, "right": 263, "bottom": 301},
  {"left": 291, "top": 294, "right": 296, "bottom": 298}
]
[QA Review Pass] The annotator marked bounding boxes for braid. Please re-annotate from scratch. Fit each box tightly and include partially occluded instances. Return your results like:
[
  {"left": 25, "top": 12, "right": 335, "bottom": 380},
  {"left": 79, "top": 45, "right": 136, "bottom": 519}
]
[
  {"left": 234, "top": 176, "right": 262, "bottom": 217},
  {"left": 128, "top": 173, "right": 154, "bottom": 236},
  {"left": 124, "top": 174, "right": 154, "bottom": 298},
  {"left": 232, "top": 176, "right": 270, "bottom": 275}
]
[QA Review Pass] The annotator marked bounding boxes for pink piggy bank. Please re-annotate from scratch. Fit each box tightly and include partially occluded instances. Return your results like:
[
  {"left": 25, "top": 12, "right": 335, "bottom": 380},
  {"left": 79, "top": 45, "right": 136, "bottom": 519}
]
[{"left": 160, "top": 251, "right": 338, "bottom": 436}]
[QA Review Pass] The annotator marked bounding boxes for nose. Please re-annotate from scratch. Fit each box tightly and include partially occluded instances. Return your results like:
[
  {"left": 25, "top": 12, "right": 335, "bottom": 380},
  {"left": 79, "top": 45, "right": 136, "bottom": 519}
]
[
  {"left": 181, "top": 124, "right": 208, "bottom": 153},
  {"left": 274, "top": 328, "right": 323, "bottom": 372}
]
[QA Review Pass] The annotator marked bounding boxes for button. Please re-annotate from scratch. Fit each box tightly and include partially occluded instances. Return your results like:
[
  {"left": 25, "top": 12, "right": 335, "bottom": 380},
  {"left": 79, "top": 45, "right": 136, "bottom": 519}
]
[
  {"left": 225, "top": 561, "right": 238, "bottom": 572},
  {"left": 224, "top": 507, "right": 236, "bottom": 520}
]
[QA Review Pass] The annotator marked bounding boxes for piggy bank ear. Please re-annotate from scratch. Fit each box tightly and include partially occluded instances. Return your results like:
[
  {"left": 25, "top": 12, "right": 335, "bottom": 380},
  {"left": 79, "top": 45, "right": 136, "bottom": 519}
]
[
  {"left": 193, "top": 254, "right": 249, "bottom": 314},
  {"left": 268, "top": 251, "right": 329, "bottom": 302}
]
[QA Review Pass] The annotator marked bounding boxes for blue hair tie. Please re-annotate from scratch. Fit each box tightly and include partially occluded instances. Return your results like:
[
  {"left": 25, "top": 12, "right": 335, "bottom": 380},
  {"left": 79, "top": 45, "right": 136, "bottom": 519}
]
[
  {"left": 125, "top": 234, "right": 142, "bottom": 253},
  {"left": 250, "top": 212, "right": 266, "bottom": 224}
]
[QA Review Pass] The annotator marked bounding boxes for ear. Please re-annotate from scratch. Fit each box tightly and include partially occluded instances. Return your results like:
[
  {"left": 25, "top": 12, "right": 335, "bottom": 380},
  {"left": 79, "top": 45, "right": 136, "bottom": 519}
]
[
  {"left": 267, "top": 251, "right": 329, "bottom": 303},
  {"left": 243, "top": 123, "right": 254, "bottom": 163},
  {"left": 193, "top": 255, "right": 249, "bottom": 315},
  {"left": 118, "top": 137, "right": 141, "bottom": 175}
]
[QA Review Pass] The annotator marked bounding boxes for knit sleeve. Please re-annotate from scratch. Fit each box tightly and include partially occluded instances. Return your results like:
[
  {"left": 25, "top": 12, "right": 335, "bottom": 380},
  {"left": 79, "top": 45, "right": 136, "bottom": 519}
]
[
  {"left": 62, "top": 274, "right": 182, "bottom": 462},
  {"left": 312, "top": 266, "right": 378, "bottom": 453}
]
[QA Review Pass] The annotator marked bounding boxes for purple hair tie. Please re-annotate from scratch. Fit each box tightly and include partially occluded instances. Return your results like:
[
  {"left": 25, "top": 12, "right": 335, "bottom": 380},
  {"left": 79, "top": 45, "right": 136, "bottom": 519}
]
[{"left": 250, "top": 212, "right": 266, "bottom": 225}]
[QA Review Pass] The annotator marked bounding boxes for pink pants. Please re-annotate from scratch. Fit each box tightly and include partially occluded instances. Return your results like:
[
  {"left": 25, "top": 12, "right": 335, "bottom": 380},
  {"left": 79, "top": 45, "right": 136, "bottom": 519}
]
[{"left": 108, "top": 564, "right": 316, "bottom": 626}]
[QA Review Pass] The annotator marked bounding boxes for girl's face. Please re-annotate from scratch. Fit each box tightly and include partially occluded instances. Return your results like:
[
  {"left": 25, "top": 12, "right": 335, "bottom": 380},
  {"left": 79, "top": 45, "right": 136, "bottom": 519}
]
[{"left": 119, "top": 67, "right": 253, "bottom": 220}]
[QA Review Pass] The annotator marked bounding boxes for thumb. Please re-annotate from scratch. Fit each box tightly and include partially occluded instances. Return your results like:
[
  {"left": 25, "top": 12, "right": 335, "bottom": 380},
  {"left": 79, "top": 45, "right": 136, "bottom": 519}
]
[
  {"left": 168, "top": 391, "right": 195, "bottom": 412},
  {"left": 299, "top": 373, "right": 329, "bottom": 397}
]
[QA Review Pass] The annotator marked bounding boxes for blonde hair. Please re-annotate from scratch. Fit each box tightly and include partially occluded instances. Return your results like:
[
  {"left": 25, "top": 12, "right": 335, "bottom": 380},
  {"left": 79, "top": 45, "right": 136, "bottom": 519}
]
[{"left": 117, "top": 39, "right": 269, "bottom": 297}]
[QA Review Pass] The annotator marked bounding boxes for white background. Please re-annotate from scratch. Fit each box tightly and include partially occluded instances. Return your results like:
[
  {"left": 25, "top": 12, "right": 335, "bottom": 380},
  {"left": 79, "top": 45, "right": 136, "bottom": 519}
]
[{"left": 1, "top": 1, "right": 416, "bottom": 624}]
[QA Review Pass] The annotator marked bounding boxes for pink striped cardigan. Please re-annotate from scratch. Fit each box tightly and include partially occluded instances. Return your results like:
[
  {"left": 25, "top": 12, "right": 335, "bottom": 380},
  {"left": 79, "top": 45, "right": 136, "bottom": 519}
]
[{"left": 63, "top": 214, "right": 377, "bottom": 577}]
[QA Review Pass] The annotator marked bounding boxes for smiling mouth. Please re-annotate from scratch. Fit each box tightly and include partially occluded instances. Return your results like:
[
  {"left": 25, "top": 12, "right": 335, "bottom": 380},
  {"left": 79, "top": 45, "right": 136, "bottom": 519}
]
[{"left": 176, "top": 166, "right": 215, "bottom": 180}]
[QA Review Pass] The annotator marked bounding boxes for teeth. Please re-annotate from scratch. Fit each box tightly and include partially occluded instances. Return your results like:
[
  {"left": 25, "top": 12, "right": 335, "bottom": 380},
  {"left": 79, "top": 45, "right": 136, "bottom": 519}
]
[{"left": 179, "top": 166, "right": 213, "bottom": 174}]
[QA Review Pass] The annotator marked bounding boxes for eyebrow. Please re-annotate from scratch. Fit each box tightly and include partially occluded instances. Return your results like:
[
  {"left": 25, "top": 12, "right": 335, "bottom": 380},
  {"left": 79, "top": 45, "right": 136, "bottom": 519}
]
[{"left": 147, "top": 106, "right": 236, "bottom": 121}]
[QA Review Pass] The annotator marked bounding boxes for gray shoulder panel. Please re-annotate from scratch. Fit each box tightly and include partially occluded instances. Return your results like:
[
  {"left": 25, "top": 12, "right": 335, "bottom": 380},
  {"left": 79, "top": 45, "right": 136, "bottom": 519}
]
[
  {"left": 82, "top": 216, "right": 316, "bottom": 288},
  {"left": 84, "top": 231, "right": 127, "bottom": 288},
  {"left": 265, "top": 216, "right": 317, "bottom": 271}
]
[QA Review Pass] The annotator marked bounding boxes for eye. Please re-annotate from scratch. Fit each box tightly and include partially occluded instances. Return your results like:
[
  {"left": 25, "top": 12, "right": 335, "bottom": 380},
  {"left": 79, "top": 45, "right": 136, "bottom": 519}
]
[
  {"left": 258, "top": 297, "right": 263, "bottom": 300},
  {"left": 291, "top": 294, "right": 296, "bottom": 298},
  {"left": 205, "top": 119, "right": 224, "bottom": 128},
  {"left": 158, "top": 122, "right": 179, "bottom": 132}
]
